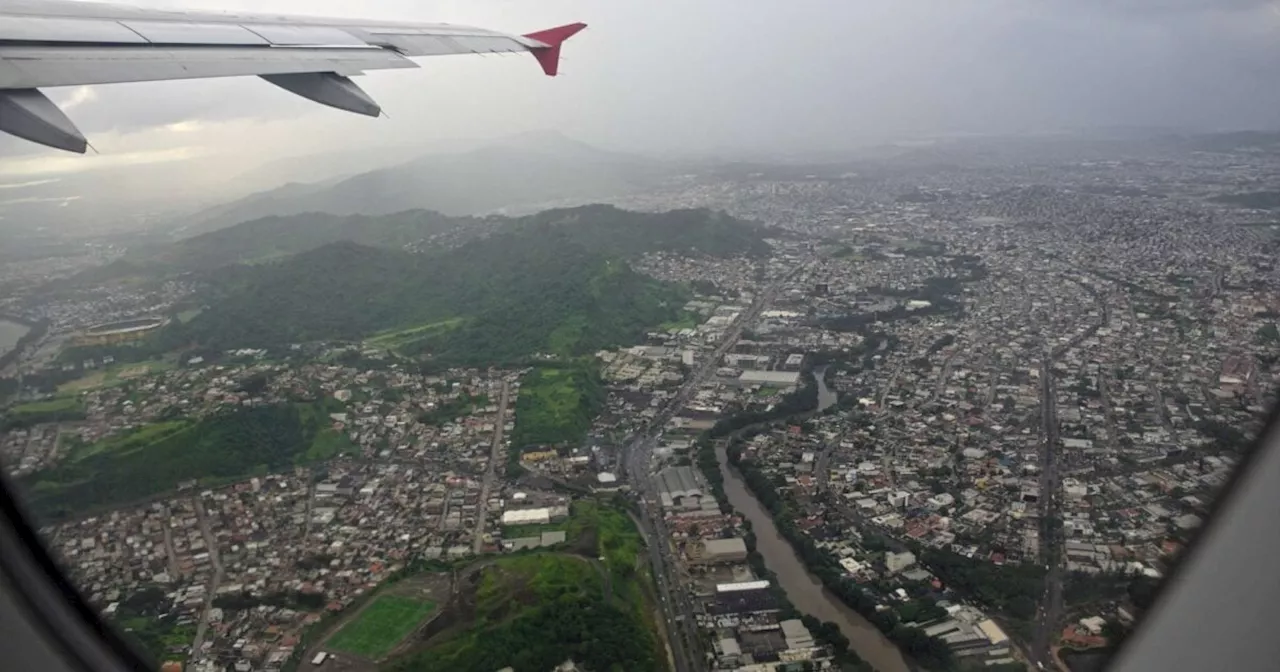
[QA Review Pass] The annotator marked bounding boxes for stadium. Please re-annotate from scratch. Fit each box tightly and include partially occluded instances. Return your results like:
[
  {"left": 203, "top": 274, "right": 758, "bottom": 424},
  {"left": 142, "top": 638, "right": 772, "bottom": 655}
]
[{"left": 73, "top": 317, "right": 166, "bottom": 346}]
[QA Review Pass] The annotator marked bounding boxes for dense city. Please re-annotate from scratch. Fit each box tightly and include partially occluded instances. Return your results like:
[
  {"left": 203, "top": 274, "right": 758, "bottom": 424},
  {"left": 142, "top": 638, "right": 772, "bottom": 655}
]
[{"left": 2, "top": 135, "right": 1277, "bottom": 672}]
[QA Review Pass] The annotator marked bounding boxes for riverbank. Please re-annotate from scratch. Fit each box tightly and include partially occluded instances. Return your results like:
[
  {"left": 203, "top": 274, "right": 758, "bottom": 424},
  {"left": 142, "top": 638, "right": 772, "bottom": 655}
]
[
  {"left": 1, "top": 315, "right": 48, "bottom": 379},
  {"left": 716, "top": 440, "right": 911, "bottom": 672},
  {"left": 0, "top": 316, "right": 33, "bottom": 357}
]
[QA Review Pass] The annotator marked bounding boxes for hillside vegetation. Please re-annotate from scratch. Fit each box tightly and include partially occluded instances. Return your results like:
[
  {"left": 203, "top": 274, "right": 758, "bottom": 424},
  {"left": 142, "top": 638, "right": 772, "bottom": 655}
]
[
  {"left": 142, "top": 203, "right": 767, "bottom": 272},
  {"left": 2, "top": 396, "right": 86, "bottom": 431},
  {"left": 58, "top": 205, "right": 768, "bottom": 368},
  {"left": 387, "top": 500, "right": 661, "bottom": 672},
  {"left": 178, "top": 223, "right": 695, "bottom": 364},
  {"left": 507, "top": 363, "right": 605, "bottom": 476},
  {"left": 154, "top": 210, "right": 474, "bottom": 270},
  {"left": 17, "top": 400, "right": 350, "bottom": 521},
  {"left": 516, "top": 204, "right": 772, "bottom": 259}
]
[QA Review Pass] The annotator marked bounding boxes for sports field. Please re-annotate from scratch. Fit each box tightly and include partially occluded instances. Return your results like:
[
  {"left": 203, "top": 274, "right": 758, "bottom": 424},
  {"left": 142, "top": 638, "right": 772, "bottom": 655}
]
[{"left": 326, "top": 594, "right": 437, "bottom": 659}]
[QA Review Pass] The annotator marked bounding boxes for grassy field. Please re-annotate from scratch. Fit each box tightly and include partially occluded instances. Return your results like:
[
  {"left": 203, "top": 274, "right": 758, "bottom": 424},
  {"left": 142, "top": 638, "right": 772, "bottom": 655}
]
[
  {"left": 509, "top": 363, "right": 604, "bottom": 450},
  {"left": 9, "top": 397, "right": 82, "bottom": 415},
  {"left": 65, "top": 420, "right": 189, "bottom": 464},
  {"left": 366, "top": 317, "right": 466, "bottom": 350},
  {"left": 296, "top": 400, "right": 354, "bottom": 461},
  {"left": 501, "top": 520, "right": 569, "bottom": 539},
  {"left": 58, "top": 358, "right": 176, "bottom": 393},
  {"left": 9, "top": 394, "right": 81, "bottom": 414},
  {"left": 567, "top": 500, "right": 645, "bottom": 580},
  {"left": 659, "top": 311, "right": 701, "bottom": 331},
  {"left": 327, "top": 594, "right": 437, "bottom": 659},
  {"left": 3, "top": 395, "right": 88, "bottom": 429}
]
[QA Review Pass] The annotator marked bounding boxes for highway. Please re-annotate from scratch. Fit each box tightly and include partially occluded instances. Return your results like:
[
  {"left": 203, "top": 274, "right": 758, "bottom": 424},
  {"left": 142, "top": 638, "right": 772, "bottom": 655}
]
[
  {"left": 190, "top": 496, "right": 224, "bottom": 662},
  {"left": 1031, "top": 274, "right": 1107, "bottom": 668},
  {"left": 622, "top": 267, "right": 803, "bottom": 672},
  {"left": 473, "top": 381, "right": 512, "bottom": 554},
  {"left": 1031, "top": 357, "right": 1063, "bottom": 668}
]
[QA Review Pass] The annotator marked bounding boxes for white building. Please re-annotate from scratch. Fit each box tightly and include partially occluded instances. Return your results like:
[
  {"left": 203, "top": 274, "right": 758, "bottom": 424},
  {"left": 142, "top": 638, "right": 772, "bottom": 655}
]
[
  {"left": 501, "top": 508, "right": 551, "bottom": 526},
  {"left": 885, "top": 550, "right": 917, "bottom": 575}
]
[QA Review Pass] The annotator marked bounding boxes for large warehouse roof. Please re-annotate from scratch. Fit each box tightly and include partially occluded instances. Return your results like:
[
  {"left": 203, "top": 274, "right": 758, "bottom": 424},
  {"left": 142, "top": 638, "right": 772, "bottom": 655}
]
[
  {"left": 501, "top": 508, "right": 550, "bottom": 526},
  {"left": 716, "top": 580, "right": 770, "bottom": 593},
  {"left": 738, "top": 370, "right": 801, "bottom": 386},
  {"left": 703, "top": 537, "right": 747, "bottom": 557},
  {"left": 654, "top": 466, "right": 702, "bottom": 501}
]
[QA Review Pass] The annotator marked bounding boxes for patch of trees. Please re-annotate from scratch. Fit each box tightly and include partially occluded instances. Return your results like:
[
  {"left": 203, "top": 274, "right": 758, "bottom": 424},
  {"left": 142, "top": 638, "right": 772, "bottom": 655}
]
[
  {"left": 418, "top": 392, "right": 487, "bottom": 426},
  {"left": 18, "top": 403, "right": 332, "bottom": 521},
  {"left": 730, "top": 446, "right": 954, "bottom": 670},
  {"left": 386, "top": 594, "right": 659, "bottom": 672},
  {"left": 523, "top": 204, "right": 773, "bottom": 259},
  {"left": 295, "top": 553, "right": 335, "bottom": 571},
  {"left": 1195, "top": 418, "right": 1252, "bottom": 453},
  {"left": 213, "top": 590, "right": 325, "bottom": 611},
  {"left": 916, "top": 547, "right": 1045, "bottom": 621},
  {"left": 1, "top": 401, "right": 86, "bottom": 432},
  {"left": 108, "top": 585, "right": 192, "bottom": 666},
  {"left": 1064, "top": 570, "right": 1133, "bottom": 606},
  {"left": 237, "top": 372, "right": 271, "bottom": 397},
  {"left": 927, "top": 333, "right": 956, "bottom": 355}
]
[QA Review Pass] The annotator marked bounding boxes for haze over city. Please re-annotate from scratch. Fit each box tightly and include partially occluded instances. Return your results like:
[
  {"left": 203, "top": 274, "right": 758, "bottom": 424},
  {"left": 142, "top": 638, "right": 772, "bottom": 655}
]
[{"left": 6, "top": 0, "right": 1280, "bottom": 229}]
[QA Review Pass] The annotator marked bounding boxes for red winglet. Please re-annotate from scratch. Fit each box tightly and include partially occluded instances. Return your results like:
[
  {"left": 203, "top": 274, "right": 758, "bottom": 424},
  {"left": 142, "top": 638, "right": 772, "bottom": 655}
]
[{"left": 522, "top": 22, "right": 587, "bottom": 77}]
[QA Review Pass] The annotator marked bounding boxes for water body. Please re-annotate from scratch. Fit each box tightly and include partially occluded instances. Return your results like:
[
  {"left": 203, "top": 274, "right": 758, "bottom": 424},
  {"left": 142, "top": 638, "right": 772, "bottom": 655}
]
[
  {"left": 716, "top": 443, "right": 909, "bottom": 672},
  {"left": 814, "top": 365, "right": 838, "bottom": 412},
  {"left": 0, "top": 318, "right": 31, "bottom": 358}
]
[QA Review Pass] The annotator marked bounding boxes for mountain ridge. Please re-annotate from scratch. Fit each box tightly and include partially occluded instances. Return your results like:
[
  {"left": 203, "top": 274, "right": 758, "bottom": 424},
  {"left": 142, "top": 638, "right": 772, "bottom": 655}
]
[
  {"left": 124, "top": 204, "right": 768, "bottom": 274},
  {"left": 180, "top": 227, "right": 689, "bottom": 364},
  {"left": 178, "top": 132, "right": 669, "bottom": 237}
]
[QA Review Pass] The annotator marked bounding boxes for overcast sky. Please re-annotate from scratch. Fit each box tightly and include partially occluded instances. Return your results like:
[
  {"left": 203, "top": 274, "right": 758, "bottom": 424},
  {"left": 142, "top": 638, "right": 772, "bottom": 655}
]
[{"left": 4, "top": 0, "right": 1280, "bottom": 197}]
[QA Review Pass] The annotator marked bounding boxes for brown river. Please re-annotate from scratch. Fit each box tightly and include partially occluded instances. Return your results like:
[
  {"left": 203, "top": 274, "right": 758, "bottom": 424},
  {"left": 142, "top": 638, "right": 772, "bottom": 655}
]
[{"left": 713, "top": 366, "right": 910, "bottom": 672}]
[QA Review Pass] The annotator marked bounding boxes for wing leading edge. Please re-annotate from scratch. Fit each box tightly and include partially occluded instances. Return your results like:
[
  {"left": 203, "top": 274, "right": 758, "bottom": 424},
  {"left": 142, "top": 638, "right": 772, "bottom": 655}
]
[{"left": 0, "top": 0, "right": 586, "bottom": 153}]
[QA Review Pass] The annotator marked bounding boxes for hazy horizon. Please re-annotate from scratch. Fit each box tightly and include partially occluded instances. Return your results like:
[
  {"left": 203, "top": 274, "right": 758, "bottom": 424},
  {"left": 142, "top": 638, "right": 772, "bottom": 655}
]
[{"left": 5, "top": 0, "right": 1280, "bottom": 229}]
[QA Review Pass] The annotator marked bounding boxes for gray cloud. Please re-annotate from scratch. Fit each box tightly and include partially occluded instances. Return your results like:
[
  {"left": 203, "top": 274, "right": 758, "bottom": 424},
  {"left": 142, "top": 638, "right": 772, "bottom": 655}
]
[
  {"left": 7, "top": 0, "right": 1280, "bottom": 183},
  {"left": 1080, "top": 0, "right": 1276, "bottom": 13}
]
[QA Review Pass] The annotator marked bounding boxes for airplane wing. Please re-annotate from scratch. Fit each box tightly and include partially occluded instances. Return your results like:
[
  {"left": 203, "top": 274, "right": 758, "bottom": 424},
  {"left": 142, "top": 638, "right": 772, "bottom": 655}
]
[{"left": 0, "top": 0, "right": 586, "bottom": 153}]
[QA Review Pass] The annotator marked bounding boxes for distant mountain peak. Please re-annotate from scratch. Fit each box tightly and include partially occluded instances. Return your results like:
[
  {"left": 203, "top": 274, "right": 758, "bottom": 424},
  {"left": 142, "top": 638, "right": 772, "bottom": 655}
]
[
  {"left": 487, "top": 129, "right": 604, "bottom": 155},
  {"left": 176, "top": 132, "right": 664, "bottom": 236}
]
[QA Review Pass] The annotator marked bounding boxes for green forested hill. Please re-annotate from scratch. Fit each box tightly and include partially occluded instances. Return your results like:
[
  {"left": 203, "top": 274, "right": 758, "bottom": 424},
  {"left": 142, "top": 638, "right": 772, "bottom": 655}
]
[
  {"left": 387, "top": 502, "right": 662, "bottom": 672},
  {"left": 155, "top": 210, "right": 474, "bottom": 270},
  {"left": 181, "top": 225, "right": 689, "bottom": 363},
  {"left": 17, "top": 401, "right": 349, "bottom": 521},
  {"left": 148, "top": 203, "right": 767, "bottom": 273},
  {"left": 76, "top": 205, "right": 768, "bottom": 363},
  {"left": 515, "top": 204, "right": 772, "bottom": 259}
]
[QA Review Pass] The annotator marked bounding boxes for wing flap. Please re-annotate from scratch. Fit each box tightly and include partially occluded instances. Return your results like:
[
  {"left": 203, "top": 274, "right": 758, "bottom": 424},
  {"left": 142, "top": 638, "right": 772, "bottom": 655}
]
[
  {"left": 0, "top": 15, "right": 148, "bottom": 43},
  {"left": 241, "top": 25, "right": 371, "bottom": 48},
  {"left": 118, "top": 20, "right": 269, "bottom": 46},
  {"left": 0, "top": 45, "right": 417, "bottom": 89}
]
